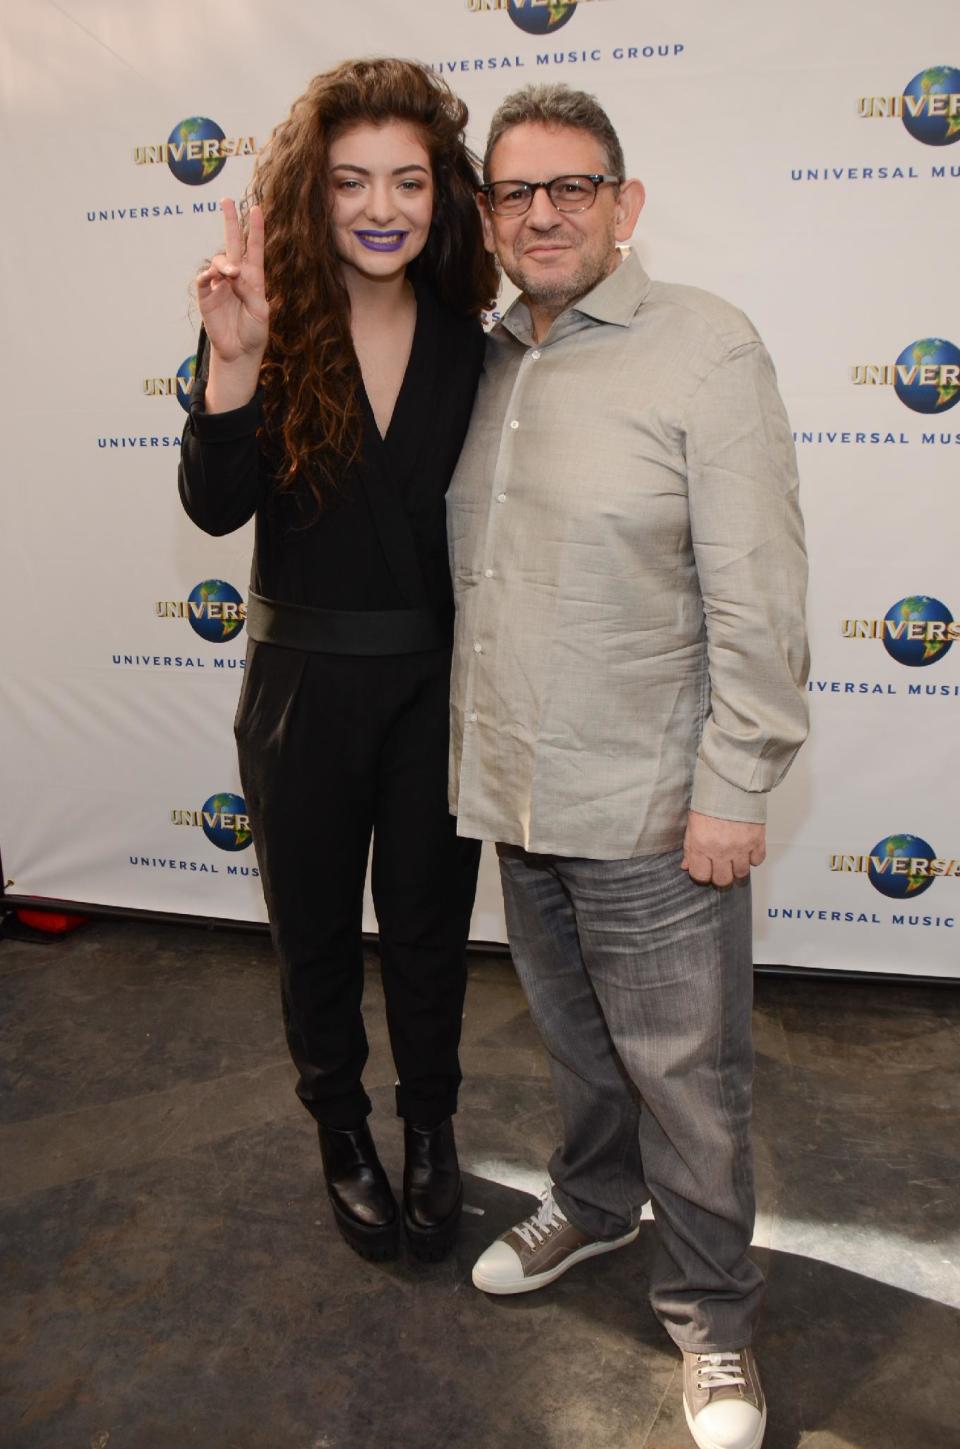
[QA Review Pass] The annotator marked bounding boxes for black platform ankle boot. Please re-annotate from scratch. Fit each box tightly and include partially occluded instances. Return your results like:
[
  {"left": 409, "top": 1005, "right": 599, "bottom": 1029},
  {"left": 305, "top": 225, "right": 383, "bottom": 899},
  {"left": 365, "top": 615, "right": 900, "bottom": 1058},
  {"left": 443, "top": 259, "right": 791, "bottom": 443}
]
[
  {"left": 402, "top": 1118, "right": 463, "bottom": 1261},
  {"left": 317, "top": 1122, "right": 399, "bottom": 1261}
]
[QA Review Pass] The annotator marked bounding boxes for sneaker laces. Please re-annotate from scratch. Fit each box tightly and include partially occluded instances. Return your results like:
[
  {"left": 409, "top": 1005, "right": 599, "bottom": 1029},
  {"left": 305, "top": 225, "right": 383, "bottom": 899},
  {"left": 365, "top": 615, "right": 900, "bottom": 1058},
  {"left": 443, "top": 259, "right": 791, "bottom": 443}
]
[
  {"left": 514, "top": 1188, "right": 567, "bottom": 1250},
  {"left": 696, "top": 1352, "right": 747, "bottom": 1391}
]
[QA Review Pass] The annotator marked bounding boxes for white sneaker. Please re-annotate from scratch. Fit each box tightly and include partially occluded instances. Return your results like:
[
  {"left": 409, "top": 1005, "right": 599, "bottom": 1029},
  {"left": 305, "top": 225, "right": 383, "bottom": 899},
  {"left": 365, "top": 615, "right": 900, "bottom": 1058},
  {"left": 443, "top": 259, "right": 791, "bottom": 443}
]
[
  {"left": 471, "top": 1187, "right": 639, "bottom": 1296},
  {"left": 682, "top": 1347, "right": 766, "bottom": 1449}
]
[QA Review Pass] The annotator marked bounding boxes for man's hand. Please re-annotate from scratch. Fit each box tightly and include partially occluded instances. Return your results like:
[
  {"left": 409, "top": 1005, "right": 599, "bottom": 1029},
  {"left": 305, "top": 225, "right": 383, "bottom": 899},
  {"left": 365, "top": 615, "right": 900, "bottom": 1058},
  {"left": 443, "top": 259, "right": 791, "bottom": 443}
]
[{"left": 681, "top": 811, "right": 766, "bottom": 888}]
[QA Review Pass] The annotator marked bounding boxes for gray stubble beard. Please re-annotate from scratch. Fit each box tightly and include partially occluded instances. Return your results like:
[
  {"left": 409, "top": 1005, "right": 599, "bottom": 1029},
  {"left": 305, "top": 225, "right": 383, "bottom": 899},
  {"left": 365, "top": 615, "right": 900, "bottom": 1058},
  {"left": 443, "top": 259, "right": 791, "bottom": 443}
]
[{"left": 504, "top": 232, "right": 617, "bottom": 321}]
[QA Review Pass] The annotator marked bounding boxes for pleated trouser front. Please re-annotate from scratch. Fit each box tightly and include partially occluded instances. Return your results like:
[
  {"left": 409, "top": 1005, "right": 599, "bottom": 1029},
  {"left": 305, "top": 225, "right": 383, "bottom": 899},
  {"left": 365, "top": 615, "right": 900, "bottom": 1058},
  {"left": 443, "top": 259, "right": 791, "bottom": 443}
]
[{"left": 236, "top": 638, "right": 481, "bottom": 1129}]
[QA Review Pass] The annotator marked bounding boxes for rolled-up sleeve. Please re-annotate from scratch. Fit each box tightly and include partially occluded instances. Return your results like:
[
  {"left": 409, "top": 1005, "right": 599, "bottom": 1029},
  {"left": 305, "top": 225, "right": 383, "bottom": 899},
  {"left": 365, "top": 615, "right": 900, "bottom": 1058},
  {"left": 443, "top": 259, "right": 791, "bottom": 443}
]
[{"left": 685, "top": 340, "right": 809, "bottom": 823}]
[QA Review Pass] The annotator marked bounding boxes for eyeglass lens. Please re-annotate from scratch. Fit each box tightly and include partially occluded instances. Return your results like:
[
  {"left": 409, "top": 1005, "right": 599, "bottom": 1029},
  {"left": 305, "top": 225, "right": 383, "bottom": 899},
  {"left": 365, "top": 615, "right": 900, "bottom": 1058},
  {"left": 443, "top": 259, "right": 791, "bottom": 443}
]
[{"left": 488, "top": 176, "right": 600, "bottom": 215}]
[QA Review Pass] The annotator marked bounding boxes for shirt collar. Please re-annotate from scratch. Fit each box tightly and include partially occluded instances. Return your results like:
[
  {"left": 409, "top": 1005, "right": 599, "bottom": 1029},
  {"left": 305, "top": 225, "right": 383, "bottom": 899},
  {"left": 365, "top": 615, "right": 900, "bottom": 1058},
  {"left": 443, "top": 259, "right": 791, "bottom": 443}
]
[{"left": 498, "top": 248, "right": 652, "bottom": 347}]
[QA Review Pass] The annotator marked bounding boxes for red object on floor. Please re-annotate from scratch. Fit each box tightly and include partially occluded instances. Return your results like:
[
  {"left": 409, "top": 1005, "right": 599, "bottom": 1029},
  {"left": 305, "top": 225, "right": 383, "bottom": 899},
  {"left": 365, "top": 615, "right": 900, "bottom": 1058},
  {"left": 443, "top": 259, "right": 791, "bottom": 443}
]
[{"left": 15, "top": 908, "right": 89, "bottom": 935}]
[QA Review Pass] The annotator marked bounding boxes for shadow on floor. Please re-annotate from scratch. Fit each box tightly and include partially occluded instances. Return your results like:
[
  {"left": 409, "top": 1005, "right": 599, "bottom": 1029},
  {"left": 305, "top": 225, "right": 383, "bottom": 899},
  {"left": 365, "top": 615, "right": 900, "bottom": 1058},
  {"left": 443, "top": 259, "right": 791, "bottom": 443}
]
[
  {"left": 3, "top": 1124, "right": 959, "bottom": 1449},
  {"left": 1, "top": 920, "right": 958, "bottom": 1448}
]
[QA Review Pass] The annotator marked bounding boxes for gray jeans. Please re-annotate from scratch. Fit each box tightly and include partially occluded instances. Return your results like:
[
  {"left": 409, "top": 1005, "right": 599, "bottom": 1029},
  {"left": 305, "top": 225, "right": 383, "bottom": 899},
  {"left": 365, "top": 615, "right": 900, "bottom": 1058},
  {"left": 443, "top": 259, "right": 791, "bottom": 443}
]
[{"left": 497, "top": 844, "right": 764, "bottom": 1351}]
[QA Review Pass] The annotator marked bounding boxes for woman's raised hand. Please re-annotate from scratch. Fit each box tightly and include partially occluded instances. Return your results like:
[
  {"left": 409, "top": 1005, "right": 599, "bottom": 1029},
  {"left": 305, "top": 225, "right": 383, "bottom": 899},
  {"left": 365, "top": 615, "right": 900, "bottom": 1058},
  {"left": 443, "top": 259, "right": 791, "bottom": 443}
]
[{"left": 196, "top": 198, "right": 269, "bottom": 365}]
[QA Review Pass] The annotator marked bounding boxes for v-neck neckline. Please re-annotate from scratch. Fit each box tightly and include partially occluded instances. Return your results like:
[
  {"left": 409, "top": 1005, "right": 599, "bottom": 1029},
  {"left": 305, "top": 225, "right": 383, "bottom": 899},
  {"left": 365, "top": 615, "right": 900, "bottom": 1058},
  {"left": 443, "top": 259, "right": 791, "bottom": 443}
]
[{"left": 358, "top": 287, "right": 427, "bottom": 450}]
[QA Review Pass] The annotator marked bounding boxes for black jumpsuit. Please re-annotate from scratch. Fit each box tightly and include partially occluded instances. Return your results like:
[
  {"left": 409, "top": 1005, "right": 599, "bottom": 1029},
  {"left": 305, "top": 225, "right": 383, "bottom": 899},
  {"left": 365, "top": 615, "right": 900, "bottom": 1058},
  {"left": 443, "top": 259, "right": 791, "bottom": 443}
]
[{"left": 178, "top": 282, "right": 484, "bottom": 1130}]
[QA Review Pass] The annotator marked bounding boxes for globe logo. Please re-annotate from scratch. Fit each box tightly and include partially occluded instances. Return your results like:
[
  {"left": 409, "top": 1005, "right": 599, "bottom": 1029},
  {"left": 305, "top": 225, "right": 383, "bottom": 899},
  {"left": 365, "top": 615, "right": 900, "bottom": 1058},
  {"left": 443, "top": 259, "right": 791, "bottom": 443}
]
[
  {"left": 901, "top": 67, "right": 960, "bottom": 146},
  {"left": 187, "top": 580, "right": 246, "bottom": 643},
  {"left": 167, "top": 117, "right": 227, "bottom": 185},
  {"left": 893, "top": 338, "right": 960, "bottom": 413},
  {"left": 176, "top": 355, "right": 197, "bottom": 414},
  {"left": 882, "top": 595, "right": 955, "bottom": 667},
  {"left": 508, "top": 0, "right": 577, "bottom": 35},
  {"left": 867, "top": 834, "right": 936, "bottom": 899},
  {"left": 201, "top": 793, "right": 252, "bottom": 852}
]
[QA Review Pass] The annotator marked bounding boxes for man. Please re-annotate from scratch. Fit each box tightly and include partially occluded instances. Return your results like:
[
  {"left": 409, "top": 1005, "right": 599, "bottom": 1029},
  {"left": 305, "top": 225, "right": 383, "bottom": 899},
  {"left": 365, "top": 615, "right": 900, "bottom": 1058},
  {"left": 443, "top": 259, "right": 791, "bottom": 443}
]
[{"left": 447, "top": 85, "right": 808, "bottom": 1449}]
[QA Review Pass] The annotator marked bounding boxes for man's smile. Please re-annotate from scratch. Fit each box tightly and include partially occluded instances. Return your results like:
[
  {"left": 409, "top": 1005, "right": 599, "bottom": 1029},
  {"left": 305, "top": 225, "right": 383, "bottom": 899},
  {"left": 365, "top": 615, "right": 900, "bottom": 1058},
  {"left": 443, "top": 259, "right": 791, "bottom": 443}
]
[{"left": 522, "top": 243, "right": 574, "bottom": 256}]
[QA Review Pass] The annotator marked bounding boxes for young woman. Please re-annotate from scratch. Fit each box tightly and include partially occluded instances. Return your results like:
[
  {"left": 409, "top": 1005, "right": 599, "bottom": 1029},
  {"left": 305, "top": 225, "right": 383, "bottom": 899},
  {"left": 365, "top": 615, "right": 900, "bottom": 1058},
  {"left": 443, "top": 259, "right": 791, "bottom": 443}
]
[{"left": 179, "top": 59, "right": 497, "bottom": 1262}]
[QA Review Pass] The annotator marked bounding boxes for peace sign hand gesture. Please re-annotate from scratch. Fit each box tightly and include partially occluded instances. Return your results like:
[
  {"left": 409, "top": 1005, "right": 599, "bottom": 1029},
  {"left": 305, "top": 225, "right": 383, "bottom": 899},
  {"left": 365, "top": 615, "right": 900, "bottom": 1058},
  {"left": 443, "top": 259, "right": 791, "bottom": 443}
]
[{"left": 195, "top": 198, "right": 269, "bottom": 412}]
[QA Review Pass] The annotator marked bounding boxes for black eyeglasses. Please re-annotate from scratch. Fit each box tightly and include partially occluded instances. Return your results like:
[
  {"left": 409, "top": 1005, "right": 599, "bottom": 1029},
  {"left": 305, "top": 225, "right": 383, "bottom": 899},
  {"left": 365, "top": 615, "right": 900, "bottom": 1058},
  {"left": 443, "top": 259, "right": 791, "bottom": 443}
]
[{"left": 480, "top": 173, "right": 621, "bottom": 217}]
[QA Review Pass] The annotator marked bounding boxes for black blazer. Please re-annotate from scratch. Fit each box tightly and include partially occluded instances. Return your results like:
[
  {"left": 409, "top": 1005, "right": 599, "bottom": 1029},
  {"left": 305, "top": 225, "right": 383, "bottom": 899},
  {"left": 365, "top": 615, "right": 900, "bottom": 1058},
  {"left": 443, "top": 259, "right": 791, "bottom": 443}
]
[{"left": 178, "top": 283, "right": 485, "bottom": 614}]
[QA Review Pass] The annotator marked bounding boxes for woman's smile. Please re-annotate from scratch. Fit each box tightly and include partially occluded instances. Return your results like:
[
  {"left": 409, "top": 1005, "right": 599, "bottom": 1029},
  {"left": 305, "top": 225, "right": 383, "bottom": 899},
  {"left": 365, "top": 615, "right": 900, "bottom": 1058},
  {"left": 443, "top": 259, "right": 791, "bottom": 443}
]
[{"left": 353, "top": 229, "right": 411, "bottom": 253}]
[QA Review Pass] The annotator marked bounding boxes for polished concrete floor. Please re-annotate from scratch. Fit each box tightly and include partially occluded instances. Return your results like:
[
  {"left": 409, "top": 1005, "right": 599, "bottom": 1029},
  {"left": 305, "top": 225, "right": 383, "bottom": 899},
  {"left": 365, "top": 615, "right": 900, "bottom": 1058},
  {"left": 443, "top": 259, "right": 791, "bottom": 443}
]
[{"left": 1, "top": 916, "right": 958, "bottom": 1449}]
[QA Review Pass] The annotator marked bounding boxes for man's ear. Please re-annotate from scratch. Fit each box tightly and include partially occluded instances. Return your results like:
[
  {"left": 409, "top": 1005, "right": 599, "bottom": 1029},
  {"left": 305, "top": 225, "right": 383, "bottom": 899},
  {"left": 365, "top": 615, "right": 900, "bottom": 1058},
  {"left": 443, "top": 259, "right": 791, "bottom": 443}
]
[{"left": 614, "top": 178, "right": 645, "bottom": 243}]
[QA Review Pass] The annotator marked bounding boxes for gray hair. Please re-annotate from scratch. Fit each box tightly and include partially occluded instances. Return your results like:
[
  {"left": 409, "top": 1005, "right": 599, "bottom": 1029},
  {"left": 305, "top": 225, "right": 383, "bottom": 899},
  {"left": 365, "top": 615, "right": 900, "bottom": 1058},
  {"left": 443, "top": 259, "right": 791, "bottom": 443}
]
[{"left": 483, "top": 83, "right": 626, "bottom": 181}]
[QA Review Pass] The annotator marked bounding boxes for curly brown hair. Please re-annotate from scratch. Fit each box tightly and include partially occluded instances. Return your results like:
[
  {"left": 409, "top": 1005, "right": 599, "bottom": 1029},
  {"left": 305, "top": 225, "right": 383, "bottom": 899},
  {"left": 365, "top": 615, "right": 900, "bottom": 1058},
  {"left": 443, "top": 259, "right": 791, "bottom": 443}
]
[{"left": 249, "top": 57, "right": 498, "bottom": 501}]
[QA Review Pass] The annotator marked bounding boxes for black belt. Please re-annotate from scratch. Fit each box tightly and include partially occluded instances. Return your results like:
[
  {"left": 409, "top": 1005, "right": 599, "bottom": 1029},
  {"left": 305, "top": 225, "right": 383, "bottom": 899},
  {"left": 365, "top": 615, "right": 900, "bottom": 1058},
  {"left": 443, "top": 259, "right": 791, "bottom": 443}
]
[{"left": 246, "top": 591, "right": 452, "bottom": 656}]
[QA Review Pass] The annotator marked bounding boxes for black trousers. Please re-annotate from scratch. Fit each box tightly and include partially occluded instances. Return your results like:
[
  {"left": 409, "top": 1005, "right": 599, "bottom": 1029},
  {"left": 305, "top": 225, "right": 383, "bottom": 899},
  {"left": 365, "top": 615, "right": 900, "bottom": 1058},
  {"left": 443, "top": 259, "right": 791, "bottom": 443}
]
[{"left": 235, "top": 640, "right": 481, "bottom": 1129}]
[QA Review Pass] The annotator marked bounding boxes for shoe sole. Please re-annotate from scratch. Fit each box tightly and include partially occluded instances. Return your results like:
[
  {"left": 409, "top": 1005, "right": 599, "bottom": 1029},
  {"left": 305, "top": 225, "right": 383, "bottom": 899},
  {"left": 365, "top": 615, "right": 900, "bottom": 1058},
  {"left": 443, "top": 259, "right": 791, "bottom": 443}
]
[
  {"left": 472, "top": 1224, "right": 640, "bottom": 1295},
  {"left": 329, "top": 1198, "right": 400, "bottom": 1262},
  {"left": 682, "top": 1398, "right": 767, "bottom": 1449},
  {"left": 403, "top": 1185, "right": 463, "bottom": 1262}
]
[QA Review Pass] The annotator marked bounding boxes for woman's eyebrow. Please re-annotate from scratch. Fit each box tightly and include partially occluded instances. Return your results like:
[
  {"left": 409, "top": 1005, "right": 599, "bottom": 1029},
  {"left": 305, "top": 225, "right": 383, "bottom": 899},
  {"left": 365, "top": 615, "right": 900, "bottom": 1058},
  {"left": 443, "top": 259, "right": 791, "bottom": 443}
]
[{"left": 330, "top": 163, "right": 430, "bottom": 175}]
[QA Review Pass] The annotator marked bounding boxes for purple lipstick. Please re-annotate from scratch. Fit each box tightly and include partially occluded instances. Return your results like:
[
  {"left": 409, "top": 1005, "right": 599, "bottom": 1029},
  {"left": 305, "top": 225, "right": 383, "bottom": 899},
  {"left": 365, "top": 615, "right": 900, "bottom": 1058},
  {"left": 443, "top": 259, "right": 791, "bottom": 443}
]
[{"left": 354, "top": 230, "right": 409, "bottom": 253}]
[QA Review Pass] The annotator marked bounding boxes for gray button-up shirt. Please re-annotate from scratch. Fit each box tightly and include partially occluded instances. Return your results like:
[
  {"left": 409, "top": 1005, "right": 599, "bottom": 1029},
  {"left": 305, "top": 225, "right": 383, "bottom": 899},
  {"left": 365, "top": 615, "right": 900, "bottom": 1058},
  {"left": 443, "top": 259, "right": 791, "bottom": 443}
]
[{"left": 448, "top": 249, "right": 809, "bottom": 859}]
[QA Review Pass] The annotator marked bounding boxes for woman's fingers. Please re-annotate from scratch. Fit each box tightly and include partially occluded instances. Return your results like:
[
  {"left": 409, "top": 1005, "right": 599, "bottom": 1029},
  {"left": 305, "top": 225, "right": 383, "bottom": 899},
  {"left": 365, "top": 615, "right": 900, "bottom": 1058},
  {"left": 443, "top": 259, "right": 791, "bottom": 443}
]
[
  {"left": 244, "top": 203, "right": 265, "bottom": 282},
  {"left": 196, "top": 203, "right": 269, "bottom": 356},
  {"left": 196, "top": 254, "right": 237, "bottom": 297},
  {"left": 213, "top": 199, "right": 264, "bottom": 291},
  {"left": 221, "top": 197, "right": 243, "bottom": 272}
]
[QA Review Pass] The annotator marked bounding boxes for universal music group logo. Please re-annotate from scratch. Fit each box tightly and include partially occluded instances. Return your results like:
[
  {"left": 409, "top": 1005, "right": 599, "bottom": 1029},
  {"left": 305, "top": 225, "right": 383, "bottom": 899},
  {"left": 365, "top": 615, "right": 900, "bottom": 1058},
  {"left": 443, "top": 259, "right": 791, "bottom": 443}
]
[
  {"left": 794, "top": 335, "right": 960, "bottom": 455},
  {"left": 129, "top": 795, "right": 258, "bottom": 878},
  {"left": 830, "top": 835, "right": 959, "bottom": 901},
  {"left": 792, "top": 64, "right": 960, "bottom": 184},
  {"left": 842, "top": 596, "right": 958, "bottom": 668},
  {"left": 144, "top": 355, "right": 196, "bottom": 413},
  {"left": 134, "top": 117, "right": 257, "bottom": 185},
  {"left": 441, "top": 0, "right": 682, "bottom": 73},
  {"left": 156, "top": 581, "right": 247, "bottom": 643},
  {"left": 768, "top": 833, "right": 958, "bottom": 931},
  {"left": 851, "top": 339, "right": 960, "bottom": 414},
  {"left": 858, "top": 66, "right": 960, "bottom": 146},
  {"left": 171, "top": 794, "right": 252, "bottom": 851},
  {"left": 111, "top": 580, "right": 247, "bottom": 671},
  {"left": 466, "top": 0, "right": 610, "bottom": 35},
  {"left": 89, "top": 114, "right": 257, "bottom": 224}
]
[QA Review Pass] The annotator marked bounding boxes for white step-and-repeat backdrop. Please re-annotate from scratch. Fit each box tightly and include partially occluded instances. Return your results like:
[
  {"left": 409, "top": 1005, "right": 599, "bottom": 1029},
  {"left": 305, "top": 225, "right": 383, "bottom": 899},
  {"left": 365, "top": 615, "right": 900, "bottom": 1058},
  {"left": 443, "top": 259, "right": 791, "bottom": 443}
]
[{"left": 2, "top": 1, "right": 958, "bottom": 974}]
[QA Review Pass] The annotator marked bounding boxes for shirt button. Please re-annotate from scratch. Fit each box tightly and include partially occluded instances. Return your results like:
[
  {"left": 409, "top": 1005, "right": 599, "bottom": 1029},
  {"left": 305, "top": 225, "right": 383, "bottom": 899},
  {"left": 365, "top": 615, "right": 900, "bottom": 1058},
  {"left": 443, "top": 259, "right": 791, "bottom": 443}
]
[
  {"left": 473, "top": 642, "right": 483, "bottom": 654},
  {"left": 484, "top": 568, "right": 494, "bottom": 579},
  {"left": 509, "top": 419, "right": 519, "bottom": 430},
  {"left": 497, "top": 492, "right": 507, "bottom": 503},
  {"left": 530, "top": 350, "right": 541, "bottom": 360},
  {"left": 466, "top": 711, "right": 478, "bottom": 724}
]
